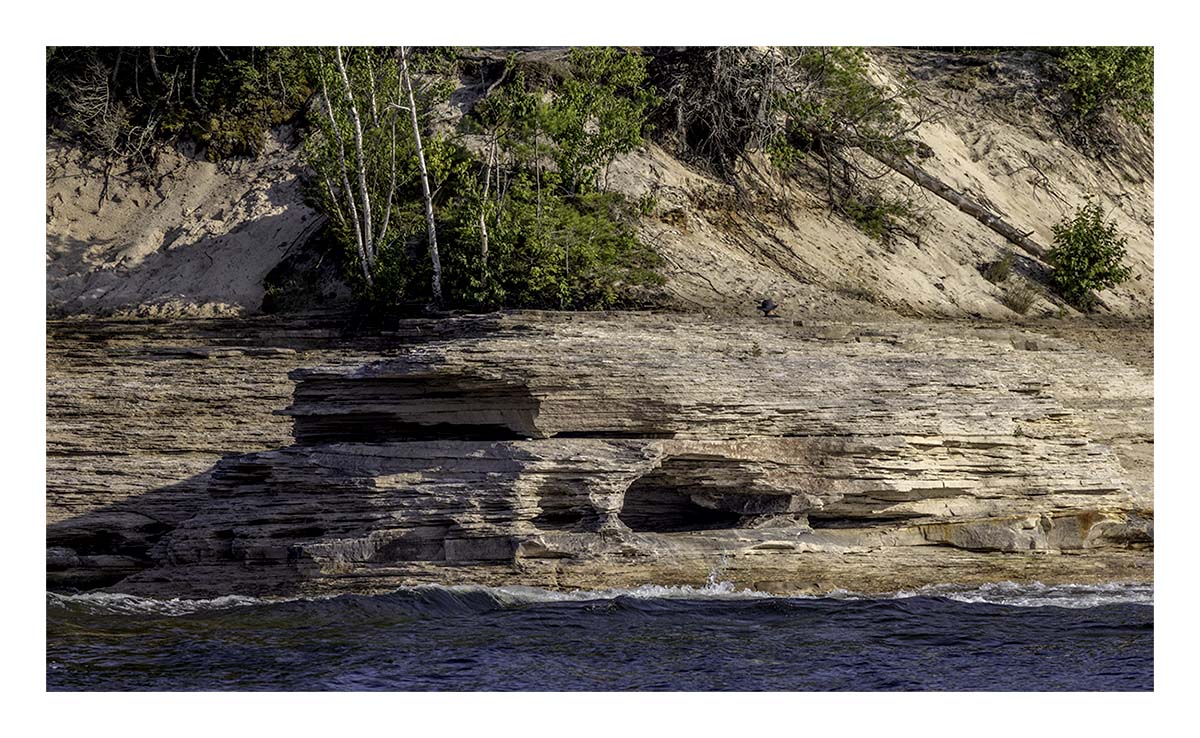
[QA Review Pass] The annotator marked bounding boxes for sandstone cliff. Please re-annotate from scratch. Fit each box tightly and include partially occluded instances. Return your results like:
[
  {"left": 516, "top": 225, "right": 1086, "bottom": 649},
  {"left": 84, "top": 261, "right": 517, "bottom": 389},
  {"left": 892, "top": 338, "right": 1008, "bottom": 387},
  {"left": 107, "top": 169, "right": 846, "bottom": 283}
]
[
  {"left": 45, "top": 47, "right": 1154, "bottom": 598},
  {"left": 47, "top": 313, "right": 1152, "bottom": 596}
]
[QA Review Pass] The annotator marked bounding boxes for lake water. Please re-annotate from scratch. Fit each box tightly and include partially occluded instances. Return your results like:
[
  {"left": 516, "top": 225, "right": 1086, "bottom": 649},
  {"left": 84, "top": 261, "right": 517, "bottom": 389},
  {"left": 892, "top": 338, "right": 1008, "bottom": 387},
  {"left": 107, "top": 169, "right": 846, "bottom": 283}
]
[{"left": 46, "top": 580, "right": 1152, "bottom": 691}]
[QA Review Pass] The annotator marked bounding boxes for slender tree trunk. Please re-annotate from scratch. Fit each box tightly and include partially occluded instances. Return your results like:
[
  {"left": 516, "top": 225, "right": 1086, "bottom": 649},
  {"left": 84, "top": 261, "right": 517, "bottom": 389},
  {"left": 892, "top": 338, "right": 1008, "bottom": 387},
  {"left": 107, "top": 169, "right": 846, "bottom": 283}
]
[
  {"left": 376, "top": 108, "right": 397, "bottom": 262},
  {"left": 322, "top": 174, "right": 348, "bottom": 230},
  {"left": 335, "top": 47, "right": 375, "bottom": 268},
  {"left": 318, "top": 63, "right": 371, "bottom": 287},
  {"left": 147, "top": 47, "right": 164, "bottom": 85},
  {"left": 401, "top": 46, "right": 443, "bottom": 304},
  {"left": 365, "top": 56, "right": 380, "bottom": 126},
  {"left": 111, "top": 48, "right": 124, "bottom": 83},
  {"left": 535, "top": 124, "right": 542, "bottom": 227},
  {"left": 190, "top": 47, "right": 200, "bottom": 107},
  {"left": 480, "top": 138, "right": 494, "bottom": 275}
]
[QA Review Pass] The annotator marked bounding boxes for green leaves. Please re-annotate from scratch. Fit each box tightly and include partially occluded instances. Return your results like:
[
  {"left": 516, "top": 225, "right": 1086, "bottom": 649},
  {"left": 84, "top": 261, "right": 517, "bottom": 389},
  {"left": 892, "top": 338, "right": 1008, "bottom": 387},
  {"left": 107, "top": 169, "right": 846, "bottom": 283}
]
[
  {"left": 542, "top": 47, "right": 658, "bottom": 195},
  {"left": 437, "top": 47, "right": 663, "bottom": 310},
  {"left": 1047, "top": 200, "right": 1133, "bottom": 309},
  {"left": 1060, "top": 46, "right": 1154, "bottom": 129}
]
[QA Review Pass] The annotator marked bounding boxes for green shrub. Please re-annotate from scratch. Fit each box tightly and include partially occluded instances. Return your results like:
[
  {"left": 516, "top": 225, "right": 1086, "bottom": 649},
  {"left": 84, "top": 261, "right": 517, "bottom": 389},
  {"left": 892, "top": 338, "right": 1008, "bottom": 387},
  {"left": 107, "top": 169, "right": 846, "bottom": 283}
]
[
  {"left": 1000, "top": 281, "right": 1039, "bottom": 315},
  {"left": 542, "top": 47, "right": 659, "bottom": 195},
  {"left": 1047, "top": 201, "right": 1133, "bottom": 309},
  {"left": 301, "top": 46, "right": 665, "bottom": 311},
  {"left": 843, "top": 194, "right": 913, "bottom": 242},
  {"left": 1060, "top": 46, "right": 1153, "bottom": 129},
  {"left": 983, "top": 251, "right": 1015, "bottom": 284}
]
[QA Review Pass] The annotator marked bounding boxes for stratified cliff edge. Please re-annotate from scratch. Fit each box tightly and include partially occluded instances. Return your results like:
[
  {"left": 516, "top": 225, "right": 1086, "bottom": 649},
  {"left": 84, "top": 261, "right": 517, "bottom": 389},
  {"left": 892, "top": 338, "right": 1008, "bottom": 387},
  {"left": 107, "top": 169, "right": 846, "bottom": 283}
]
[
  {"left": 47, "top": 313, "right": 1152, "bottom": 597},
  {"left": 45, "top": 47, "right": 1154, "bottom": 598}
]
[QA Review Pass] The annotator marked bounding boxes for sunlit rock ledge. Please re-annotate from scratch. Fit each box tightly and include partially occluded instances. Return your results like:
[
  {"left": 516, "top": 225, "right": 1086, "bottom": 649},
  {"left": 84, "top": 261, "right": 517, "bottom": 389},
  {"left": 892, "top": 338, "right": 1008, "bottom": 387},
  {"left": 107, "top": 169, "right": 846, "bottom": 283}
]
[{"left": 47, "top": 313, "right": 1152, "bottom": 597}]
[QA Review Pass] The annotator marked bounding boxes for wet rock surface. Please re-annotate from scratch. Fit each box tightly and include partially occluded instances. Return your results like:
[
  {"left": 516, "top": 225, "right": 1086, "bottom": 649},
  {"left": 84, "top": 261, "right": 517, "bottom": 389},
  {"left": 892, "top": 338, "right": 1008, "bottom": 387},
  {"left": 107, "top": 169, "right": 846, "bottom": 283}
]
[{"left": 46, "top": 313, "right": 1153, "bottom": 597}]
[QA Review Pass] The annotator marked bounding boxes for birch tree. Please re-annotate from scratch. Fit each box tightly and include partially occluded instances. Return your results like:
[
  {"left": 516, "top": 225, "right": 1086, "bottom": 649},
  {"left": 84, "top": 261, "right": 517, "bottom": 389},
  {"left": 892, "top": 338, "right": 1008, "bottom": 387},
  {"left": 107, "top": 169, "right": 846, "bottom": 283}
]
[
  {"left": 399, "top": 46, "right": 443, "bottom": 304},
  {"left": 305, "top": 47, "right": 407, "bottom": 295},
  {"left": 305, "top": 46, "right": 453, "bottom": 305}
]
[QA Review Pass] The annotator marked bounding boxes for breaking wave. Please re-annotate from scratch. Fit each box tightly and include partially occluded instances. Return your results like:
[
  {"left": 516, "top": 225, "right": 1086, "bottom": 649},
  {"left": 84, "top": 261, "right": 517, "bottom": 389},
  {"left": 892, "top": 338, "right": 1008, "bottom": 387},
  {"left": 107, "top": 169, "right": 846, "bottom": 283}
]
[{"left": 47, "top": 578, "right": 1151, "bottom": 618}]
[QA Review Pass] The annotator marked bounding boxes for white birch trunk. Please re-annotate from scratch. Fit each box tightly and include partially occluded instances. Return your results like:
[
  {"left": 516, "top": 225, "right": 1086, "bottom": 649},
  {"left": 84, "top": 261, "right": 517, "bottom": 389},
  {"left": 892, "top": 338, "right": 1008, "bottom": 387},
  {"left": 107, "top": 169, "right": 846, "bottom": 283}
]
[
  {"left": 318, "top": 67, "right": 371, "bottom": 287},
  {"left": 401, "top": 46, "right": 443, "bottom": 304},
  {"left": 335, "top": 47, "right": 375, "bottom": 268}
]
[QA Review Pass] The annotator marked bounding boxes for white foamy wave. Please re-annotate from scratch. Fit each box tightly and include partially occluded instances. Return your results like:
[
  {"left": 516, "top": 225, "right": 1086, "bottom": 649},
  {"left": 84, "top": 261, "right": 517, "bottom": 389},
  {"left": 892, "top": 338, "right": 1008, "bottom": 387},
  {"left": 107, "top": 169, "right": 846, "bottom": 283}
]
[
  {"left": 488, "top": 579, "right": 775, "bottom": 605},
  {"left": 48, "top": 591, "right": 266, "bottom": 616},
  {"left": 48, "top": 579, "right": 1152, "bottom": 615},
  {"left": 827, "top": 581, "right": 1153, "bottom": 608}
]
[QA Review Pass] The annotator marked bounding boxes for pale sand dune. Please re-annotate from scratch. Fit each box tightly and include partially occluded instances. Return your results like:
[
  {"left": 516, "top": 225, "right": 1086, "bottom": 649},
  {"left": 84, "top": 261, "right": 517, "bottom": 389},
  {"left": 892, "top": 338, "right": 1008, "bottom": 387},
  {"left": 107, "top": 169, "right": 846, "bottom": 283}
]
[
  {"left": 46, "top": 50, "right": 1153, "bottom": 321},
  {"left": 46, "top": 126, "right": 323, "bottom": 317}
]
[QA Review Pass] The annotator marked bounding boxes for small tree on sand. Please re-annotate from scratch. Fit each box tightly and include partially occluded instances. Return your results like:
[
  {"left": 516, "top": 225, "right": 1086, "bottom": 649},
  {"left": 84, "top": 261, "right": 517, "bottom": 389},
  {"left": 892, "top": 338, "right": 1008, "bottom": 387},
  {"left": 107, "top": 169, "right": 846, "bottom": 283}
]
[{"left": 1047, "top": 200, "right": 1133, "bottom": 310}]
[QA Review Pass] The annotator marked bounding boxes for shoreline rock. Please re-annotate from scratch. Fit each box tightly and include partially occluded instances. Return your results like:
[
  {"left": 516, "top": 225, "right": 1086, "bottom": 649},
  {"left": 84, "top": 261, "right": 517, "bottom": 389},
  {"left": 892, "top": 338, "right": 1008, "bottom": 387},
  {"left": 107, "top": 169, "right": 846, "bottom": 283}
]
[{"left": 47, "top": 313, "right": 1153, "bottom": 598}]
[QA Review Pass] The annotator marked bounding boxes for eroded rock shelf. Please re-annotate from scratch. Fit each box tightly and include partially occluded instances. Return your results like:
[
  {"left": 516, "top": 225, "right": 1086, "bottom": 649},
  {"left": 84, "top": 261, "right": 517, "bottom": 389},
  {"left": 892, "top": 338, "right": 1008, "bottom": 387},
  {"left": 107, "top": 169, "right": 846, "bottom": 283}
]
[{"left": 46, "top": 313, "right": 1153, "bottom": 596}]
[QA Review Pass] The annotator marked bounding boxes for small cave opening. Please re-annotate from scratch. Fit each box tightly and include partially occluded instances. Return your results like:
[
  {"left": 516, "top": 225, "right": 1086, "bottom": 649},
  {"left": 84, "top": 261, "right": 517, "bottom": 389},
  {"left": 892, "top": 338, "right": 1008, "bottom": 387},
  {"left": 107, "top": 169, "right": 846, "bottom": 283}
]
[
  {"left": 533, "top": 491, "right": 587, "bottom": 531},
  {"left": 618, "top": 469, "right": 743, "bottom": 533}
]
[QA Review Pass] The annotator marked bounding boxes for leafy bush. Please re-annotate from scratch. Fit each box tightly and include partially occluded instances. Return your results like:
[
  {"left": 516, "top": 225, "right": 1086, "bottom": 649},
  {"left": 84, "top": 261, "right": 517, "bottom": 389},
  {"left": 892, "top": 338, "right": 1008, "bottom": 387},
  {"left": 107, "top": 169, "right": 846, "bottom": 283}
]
[
  {"left": 983, "top": 251, "right": 1015, "bottom": 284},
  {"left": 1047, "top": 201, "right": 1133, "bottom": 309},
  {"left": 842, "top": 195, "right": 914, "bottom": 243},
  {"left": 443, "top": 184, "right": 663, "bottom": 309},
  {"left": 1059, "top": 46, "right": 1153, "bottom": 129},
  {"left": 437, "top": 48, "right": 664, "bottom": 309},
  {"left": 543, "top": 48, "right": 659, "bottom": 195},
  {"left": 300, "top": 46, "right": 664, "bottom": 311}
]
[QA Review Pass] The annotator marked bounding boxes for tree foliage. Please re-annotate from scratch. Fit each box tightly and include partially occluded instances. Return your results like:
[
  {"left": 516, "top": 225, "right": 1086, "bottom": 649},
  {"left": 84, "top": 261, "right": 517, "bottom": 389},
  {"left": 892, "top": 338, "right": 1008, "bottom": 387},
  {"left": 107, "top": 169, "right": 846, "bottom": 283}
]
[
  {"left": 542, "top": 48, "right": 659, "bottom": 195},
  {"left": 650, "top": 46, "right": 923, "bottom": 240},
  {"left": 1047, "top": 200, "right": 1133, "bottom": 309},
  {"left": 1059, "top": 46, "right": 1153, "bottom": 129},
  {"left": 301, "top": 46, "right": 456, "bottom": 305},
  {"left": 47, "top": 46, "right": 309, "bottom": 163},
  {"left": 299, "top": 46, "right": 663, "bottom": 311},
  {"left": 438, "top": 48, "right": 663, "bottom": 309}
]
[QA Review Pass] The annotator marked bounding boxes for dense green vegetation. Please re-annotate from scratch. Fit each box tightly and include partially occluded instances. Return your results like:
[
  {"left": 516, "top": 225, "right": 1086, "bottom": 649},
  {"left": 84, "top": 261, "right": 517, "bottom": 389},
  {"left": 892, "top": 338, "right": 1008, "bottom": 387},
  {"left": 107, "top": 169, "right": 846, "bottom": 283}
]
[
  {"left": 1058, "top": 46, "right": 1154, "bottom": 129},
  {"left": 47, "top": 47, "right": 309, "bottom": 163},
  {"left": 47, "top": 46, "right": 1149, "bottom": 312},
  {"left": 1047, "top": 201, "right": 1133, "bottom": 310},
  {"left": 301, "top": 46, "right": 663, "bottom": 310}
]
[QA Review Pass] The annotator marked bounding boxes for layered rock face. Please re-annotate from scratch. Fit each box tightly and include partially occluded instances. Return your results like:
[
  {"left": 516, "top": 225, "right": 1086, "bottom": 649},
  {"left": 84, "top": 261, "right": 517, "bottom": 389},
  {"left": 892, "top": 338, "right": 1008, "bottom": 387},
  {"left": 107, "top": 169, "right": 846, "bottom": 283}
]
[{"left": 56, "top": 313, "right": 1151, "bottom": 598}]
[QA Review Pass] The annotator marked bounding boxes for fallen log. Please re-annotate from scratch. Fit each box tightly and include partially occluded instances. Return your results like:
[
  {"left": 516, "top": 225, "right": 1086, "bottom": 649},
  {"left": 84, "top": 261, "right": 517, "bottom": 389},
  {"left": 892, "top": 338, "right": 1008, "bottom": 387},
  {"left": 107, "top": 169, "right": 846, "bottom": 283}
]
[{"left": 872, "top": 152, "right": 1047, "bottom": 261}]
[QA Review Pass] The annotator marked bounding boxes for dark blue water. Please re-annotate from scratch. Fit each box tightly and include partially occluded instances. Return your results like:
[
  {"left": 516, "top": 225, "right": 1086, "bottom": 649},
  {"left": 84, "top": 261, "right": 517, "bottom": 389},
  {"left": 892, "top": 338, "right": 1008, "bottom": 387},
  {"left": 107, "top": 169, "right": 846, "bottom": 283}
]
[{"left": 46, "top": 582, "right": 1152, "bottom": 691}]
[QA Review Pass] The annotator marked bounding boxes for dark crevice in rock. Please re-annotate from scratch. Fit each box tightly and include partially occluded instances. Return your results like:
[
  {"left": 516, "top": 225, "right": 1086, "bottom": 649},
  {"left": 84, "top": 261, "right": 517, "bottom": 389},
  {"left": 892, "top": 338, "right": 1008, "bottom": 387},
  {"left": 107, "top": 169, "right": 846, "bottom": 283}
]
[
  {"left": 294, "top": 415, "right": 528, "bottom": 443},
  {"left": 808, "top": 514, "right": 922, "bottom": 529},
  {"left": 268, "top": 525, "right": 326, "bottom": 539},
  {"left": 533, "top": 503, "right": 587, "bottom": 531},
  {"left": 619, "top": 471, "right": 744, "bottom": 532},
  {"left": 554, "top": 430, "right": 677, "bottom": 439},
  {"left": 286, "top": 374, "right": 542, "bottom": 444}
]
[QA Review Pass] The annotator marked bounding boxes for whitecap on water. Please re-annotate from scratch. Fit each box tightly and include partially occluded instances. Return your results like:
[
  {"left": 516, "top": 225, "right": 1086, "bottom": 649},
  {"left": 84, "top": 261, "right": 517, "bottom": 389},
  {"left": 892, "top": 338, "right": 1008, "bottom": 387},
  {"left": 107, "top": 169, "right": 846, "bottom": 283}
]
[
  {"left": 47, "top": 591, "right": 266, "bottom": 616},
  {"left": 827, "top": 581, "right": 1153, "bottom": 608},
  {"left": 48, "top": 578, "right": 1152, "bottom": 615}
]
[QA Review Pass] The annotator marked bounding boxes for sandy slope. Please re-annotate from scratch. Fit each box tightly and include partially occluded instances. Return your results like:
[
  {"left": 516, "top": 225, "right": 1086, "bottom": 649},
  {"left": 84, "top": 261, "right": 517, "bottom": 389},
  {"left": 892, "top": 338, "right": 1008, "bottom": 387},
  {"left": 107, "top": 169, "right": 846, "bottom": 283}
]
[
  {"left": 45, "top": 49, "right": 1153, "bottom": 321},
  {"left": 46, "top": 127, "right": 323, "bottom": 317},
  {"left": 605, "top": 49, "right": 1153, "bottom": 321}
]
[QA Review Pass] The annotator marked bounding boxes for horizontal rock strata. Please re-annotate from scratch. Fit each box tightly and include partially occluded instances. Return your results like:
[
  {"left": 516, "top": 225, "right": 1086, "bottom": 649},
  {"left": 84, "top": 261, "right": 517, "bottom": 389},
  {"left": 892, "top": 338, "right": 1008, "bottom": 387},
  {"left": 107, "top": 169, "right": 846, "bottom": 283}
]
[{"left": 47, "top": 313, "right": 1153, "bottom": 596}]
